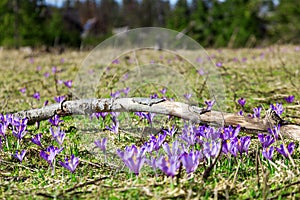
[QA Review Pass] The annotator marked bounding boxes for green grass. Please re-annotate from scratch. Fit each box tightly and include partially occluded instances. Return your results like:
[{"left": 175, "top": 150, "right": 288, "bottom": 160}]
[{"left": 0, "top": 45, "right": 299, "bottom": 199}]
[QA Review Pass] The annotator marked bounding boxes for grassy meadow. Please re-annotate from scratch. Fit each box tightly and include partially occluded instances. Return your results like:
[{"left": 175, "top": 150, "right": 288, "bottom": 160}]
[{"left": 0, "top": 45, "right": 299, "bottom": 199}]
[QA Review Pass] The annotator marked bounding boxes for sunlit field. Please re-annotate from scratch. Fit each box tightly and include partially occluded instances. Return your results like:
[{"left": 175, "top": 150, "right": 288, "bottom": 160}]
[{"left": 0, "top": 45, "right": 299, "bottom": 199}]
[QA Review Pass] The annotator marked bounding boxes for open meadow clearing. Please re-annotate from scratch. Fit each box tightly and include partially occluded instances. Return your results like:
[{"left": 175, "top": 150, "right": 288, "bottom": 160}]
[{"left": 0, "top": 45, "right": 300, "bottom": 199}]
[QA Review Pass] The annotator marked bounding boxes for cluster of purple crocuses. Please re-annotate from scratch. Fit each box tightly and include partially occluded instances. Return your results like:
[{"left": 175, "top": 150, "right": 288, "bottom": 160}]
[
  {"left": 0, "top": 113, "right": 79, "bottom": 173},
  {"left": 113, "top": 123, "right": 252, "bottom": 177},
  {"left": 112, "top": 120, "right": 295, "bottom": 177},
  {"left": 237, "top": 97, "right": 292, "bottom": 119},
  {"left": 259, "top": 125, "right": 295, "bottom": 160}
]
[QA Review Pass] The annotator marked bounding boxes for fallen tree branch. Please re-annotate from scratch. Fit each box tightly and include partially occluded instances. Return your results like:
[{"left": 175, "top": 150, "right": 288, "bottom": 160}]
[{"left": 13, "top": 97, "right": 300, "bottom": 140}]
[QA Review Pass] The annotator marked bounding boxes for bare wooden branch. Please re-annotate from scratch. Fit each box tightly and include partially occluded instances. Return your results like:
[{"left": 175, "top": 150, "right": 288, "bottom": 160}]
[{"left": 13, "top": 97, "right": 300, "bottom": 140}]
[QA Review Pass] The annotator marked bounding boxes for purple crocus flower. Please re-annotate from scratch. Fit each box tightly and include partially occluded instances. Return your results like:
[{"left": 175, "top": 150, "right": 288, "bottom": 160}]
[
  {"left": 49, "top": 115, "right": 63, "bottom": 126},
  {"left": 157, "top": 155, "right": 180, "bottom": 177},
  {"left": 143, "top": 140, "right": 155, "bottom": 153},
  {"left": 203, "top": 140, "right": 221, "bottom": 159},
  {"left": 220, "top": 125, "right": 240, "bottom": 140},
  {"left": 181, "top": 150, "right": 203, "bottom": 174},
  {"left": 235, "top": 136, "right": 251, "bottom": 156},
  {"left": 253, "top": 106, "right": 262, "bottom": 118},
  {"left": 159, "top": 88, "right": 167, "bottom": 95},
  {"left": 100, "top": 112, "right": 108, "bottom": 120},
  {"left": 44, "top": 72, "right": 50, "bottom": 78},
  {"left": 1, "top": 114, "right": 13, "bottom": 125},
  {"left": 284, "top": 96, "right": 294, "bottom": 103},
  {"left": 29, "top": 57, "right": 34, "bottom": 64},
  {"left": 32, "top": 92, "right": 40, "bottom": 100},
  {"left": 110, "top": 112, "right": 120, "bottom": 118},
  {"left": 238, "top": 110, "right": 243, "bottom": 116},
  {"left": 110, "top": 91, "right": 121, "bottom": 98},
  {"left": 14, "top": 150, "right": 26, "bottom": 162},
  {"left": 197, "top": 68, "right": 205, "bottom": 75},
  {"left": 44, "top": 100, "right": 49, "bottom": 106},
  {"left": 150, "top": 93, "right": 158, "bottom": 99},
  {"left": 162, "top": 125, "right": 177, "bottom": 138},
  {"left": 50, "top": 127, "right": 66, "bottom": 146},
  {"left": 268, "top": 124, "right": 280, "bottom": 140},
  {"left": 91, "top": 112, "right": 108, "bottom": 120},
  {"left": 112, "top": 59, "right": 120, "bottom": 64},
  {"left": 258, "top": 133, "right": 274, "bottom": 148},
  {"left": 122, "top": 87, "right": 130, "bottom": 96},
  {"left": 216, "top": 62, "right": 223, "bottom": 67},
  {"left": 40, "top": 146, "right": 63, "bottom": 165},
  {"left": 49, "top": 126, "right": 59, "bottom": 138},
  {"left": 19, "top": 87, "right": 26, "bottom": 94},
  {"left": 59, "top": 155, "right": 79, "bottom": 173},
  {"left": 12, "top": 118, "right": 28, "bottom": 140},
  {"left": 146, "top": 156, "right": 160, "bottom": 172},
  {"left": 205, "top": 100, "right": 215, "bottom": 111},
  {"left": 122, "top": 73, "right": 128, "bottom": 80},
  {"left": 135, "top": 112, "right": 144, "bottom": 119},
  {"left": 162, "top": 140, "right": 183, "bottom": 159},
  {"left": 270, "top": 103, "right": 284, "bottom": 116},
  {"left": 116, "top": 145, "right": 146, "bottom": 176},
  {"left": 180, "top": 125, "right": 198, "bottom": 146},
  {"left": 146, "top": 132, "right": 166, "bottom": 152},
  {"left": 0, "top": 122, "right": 7, "bottom": 138},
  {"left": 94, "top": 138, "right": 107, "bottom": 153},
  {"left": 262, "top": 146, "right": 274, "bottom": 160},
  {"left": 31, "top": 133, "right": 42, "bottom": 147},
  {"left": 54, "top": 96, "right": 65, "bottom": 103},
  {"left": 106, "top": 116, "right": 119, "bottom": 134},
  {"left": 52, "top": 66, "right": 57, "bottom": 74},
  {"left": 196, "top": 57, "right": 203, "bottom": 63},
  {"left": 238, "top": 98, "right": 246, "bottom": 107},
  {"left": 198, "top": 126, "right": 220, "bottom": 141},
  {"left": 276, "top": 142, "right": 295, "bottom": 158},
  {"left": 222, "top": 138, "right": 238, "bottom": 156},
  {"left": 184, "top": 93, "right": 192, "bottom": 100},
  {"left": 142, "top": 112, "right": 155, "bottom": 124},
  {"left": 63, "top": 80, "right": 72, "bottom": 88},
  {"left": 55, "top": 131, "right": 65, "bottom": 146},
  {"left": 233, "top": 57, "right": 239, "bottom": 62}
]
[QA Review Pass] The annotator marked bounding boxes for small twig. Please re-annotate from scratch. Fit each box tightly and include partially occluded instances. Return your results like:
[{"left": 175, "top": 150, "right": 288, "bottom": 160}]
[
  {"left": 202, "top": 141, "right": 223, "bottom": 180},
  {"left": 255, "top": 145, "right": 260, "bottom": 189},
  {"left": 61, "top": 176, "right": 108, "bottom": 194},
  {"left": 268, "top": 190, "right": 300, "bottom": 200},
  {"left": 262, "top": 170, "right": 270, "bottom": 199},
  {"left": 270, "top": 180, "right": 300, "bottom": 193},
  {"left": 230, "top": 159, "right": 241, "bottom": 189},
  {"left": 0, "top": 158, "right": 38, "bottom": 173},
  {"left": 176, "top": 162, "right": 182, "bottom": 186}
]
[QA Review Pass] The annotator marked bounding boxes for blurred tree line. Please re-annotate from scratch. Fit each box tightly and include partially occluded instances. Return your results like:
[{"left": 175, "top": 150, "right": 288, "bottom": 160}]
[{"left": 0, "top": 0, "right": 299, "bottom": 48}]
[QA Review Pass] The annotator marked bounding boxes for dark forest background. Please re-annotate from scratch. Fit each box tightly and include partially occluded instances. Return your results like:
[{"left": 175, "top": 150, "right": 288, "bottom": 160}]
[{"left": 1, "top": 0, "right": 299, "bottom": 49}]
